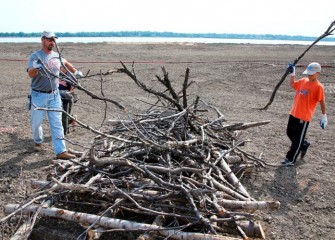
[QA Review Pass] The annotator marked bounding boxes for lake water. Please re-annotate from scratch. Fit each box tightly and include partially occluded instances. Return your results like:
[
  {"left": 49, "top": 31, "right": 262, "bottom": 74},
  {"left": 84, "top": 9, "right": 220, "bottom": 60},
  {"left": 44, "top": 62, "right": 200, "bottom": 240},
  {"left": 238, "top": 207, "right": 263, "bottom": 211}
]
[{"left": 1, "top": 37, "right": 335, "bottom": 45}]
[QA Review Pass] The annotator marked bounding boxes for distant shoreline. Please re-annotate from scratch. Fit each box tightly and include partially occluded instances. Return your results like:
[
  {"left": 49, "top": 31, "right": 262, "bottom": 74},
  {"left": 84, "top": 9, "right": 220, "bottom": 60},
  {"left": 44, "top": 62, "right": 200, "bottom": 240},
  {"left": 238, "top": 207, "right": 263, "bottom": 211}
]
[
  {"left": 0, "top": 37, "right": 334, "bottom": 46},
  {"left": 1, "top": 31, "right": 335, "bottom": 42}
]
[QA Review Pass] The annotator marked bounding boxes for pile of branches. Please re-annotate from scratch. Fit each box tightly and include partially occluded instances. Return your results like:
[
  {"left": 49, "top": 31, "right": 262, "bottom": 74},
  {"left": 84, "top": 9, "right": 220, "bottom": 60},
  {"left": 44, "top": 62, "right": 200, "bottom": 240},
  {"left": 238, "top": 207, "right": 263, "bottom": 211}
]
[{"left": 3, "top": 63, "right": 279, "bottom": 240}]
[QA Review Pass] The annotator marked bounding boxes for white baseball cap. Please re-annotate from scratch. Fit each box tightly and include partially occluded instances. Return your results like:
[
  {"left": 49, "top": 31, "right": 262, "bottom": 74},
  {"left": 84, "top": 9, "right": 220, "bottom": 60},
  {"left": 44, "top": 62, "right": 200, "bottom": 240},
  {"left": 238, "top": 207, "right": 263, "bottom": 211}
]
[
  {"left": 41, "top": 31, "right": 58, "bottom": 39},
  {"left": 303, "top": 62, "right": 321, "bottom": 75}
]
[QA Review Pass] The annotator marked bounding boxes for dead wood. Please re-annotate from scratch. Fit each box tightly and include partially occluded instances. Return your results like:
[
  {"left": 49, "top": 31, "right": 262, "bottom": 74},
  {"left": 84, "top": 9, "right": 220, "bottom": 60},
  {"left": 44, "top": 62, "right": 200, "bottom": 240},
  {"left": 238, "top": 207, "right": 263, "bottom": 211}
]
[
  {"left": 10, "top": 221, "right": 33, "bottom": 240},
  {"left": 237, "top": 221, "right": 265, "bottom": 239},
  {"left": 5, "top": 204, "right": 242, "bottom": 240},
  {"left": 217, "top": 199, "right": 280, "bottom": 210},
  {"left": 137, "top": 215, "right": 165, "bottom": 240},
  {"left": 2, "top": 64, "right": 278, "bottom": 239}
]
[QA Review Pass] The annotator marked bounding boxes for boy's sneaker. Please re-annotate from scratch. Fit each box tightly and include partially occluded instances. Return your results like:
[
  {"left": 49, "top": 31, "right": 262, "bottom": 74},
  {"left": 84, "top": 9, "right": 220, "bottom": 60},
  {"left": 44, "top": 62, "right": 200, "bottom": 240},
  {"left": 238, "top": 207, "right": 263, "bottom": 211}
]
[
  {"left": 300, "top": 150, "right": 307, "bottom": 159},
  {"left": 300, "top": 140, "right": 310, "bottom": 159},
  {"left": 281, "top": 158, "right": 294, "bottom": 166}
]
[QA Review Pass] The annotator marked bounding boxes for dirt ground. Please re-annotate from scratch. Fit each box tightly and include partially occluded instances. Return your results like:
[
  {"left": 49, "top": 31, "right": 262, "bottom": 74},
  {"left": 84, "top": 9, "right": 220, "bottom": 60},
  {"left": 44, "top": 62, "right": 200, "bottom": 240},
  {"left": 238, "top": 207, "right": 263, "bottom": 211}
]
[{"left": 0, "top": 41, "right": 334, "bottom": 239}]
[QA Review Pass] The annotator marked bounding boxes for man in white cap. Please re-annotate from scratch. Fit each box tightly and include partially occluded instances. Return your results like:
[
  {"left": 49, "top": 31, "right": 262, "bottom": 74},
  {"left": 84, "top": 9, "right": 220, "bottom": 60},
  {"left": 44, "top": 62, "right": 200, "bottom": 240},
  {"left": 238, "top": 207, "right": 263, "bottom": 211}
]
[
  {"left": 282, "top": 62, "right": 327, "bottom": 166},
  {"left": 27, "top": 31, "right": 82, "bottom": 159}
]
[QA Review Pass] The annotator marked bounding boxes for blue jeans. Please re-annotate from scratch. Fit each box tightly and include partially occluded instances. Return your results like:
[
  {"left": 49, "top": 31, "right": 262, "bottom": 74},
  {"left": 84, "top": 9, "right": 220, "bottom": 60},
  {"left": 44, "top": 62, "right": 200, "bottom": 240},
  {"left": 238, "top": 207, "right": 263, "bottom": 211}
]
[{"left": 30, "top": 89, "right": 67, "bottom": 155}]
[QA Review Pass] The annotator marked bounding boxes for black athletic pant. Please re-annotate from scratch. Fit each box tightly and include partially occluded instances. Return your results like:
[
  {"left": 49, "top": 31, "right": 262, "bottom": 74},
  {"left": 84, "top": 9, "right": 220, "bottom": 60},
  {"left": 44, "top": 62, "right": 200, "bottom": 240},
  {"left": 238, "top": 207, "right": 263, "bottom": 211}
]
[{"left": 286, "top": 115, "right": 309, "bottom": 163}]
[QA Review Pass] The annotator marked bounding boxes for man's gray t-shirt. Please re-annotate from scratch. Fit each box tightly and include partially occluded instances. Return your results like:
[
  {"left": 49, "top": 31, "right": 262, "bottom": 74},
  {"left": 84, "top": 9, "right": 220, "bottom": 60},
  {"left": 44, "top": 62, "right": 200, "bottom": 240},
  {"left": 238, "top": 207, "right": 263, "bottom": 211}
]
[{"left": 28, "top": 50, "right": 62, "bottom": 92}]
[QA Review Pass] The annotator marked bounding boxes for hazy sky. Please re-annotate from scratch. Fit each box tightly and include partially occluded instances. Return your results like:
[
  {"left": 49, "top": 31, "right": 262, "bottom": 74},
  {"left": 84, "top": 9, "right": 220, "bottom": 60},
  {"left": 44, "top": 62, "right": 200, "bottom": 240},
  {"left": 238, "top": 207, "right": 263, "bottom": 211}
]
[{"left": 2, "top": 0, "right": 334, "bottom": 37}]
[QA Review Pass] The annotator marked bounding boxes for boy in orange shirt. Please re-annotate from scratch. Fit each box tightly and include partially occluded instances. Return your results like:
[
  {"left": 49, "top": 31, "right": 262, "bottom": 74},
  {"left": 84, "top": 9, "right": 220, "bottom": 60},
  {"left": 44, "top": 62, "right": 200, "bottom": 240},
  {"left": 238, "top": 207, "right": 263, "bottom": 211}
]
[{"left": 282, "top": 62, "right": 327, "bottom": 166}]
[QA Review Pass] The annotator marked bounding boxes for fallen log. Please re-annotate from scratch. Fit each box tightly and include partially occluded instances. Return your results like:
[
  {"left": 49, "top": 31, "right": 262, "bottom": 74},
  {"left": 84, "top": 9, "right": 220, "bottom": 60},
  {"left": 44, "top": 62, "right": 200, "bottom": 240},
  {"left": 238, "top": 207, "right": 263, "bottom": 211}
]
[
  {"left": 5, "top": 204, "right": 241, "bottom": 240},
  {"left": 10, "top": 221, "right": 33, "bottom": 240},
  {"left": 218, "top": 154, "right": 251, "bottom": 198},
  {"left": 217, "top": 199, "right": 280, "bottom": 210},
  {"left": 10, "top": 199, "right": 53, "bottom": 240},
  {"left": 223, "top": 120, "right": 271, "bottom": 131}
]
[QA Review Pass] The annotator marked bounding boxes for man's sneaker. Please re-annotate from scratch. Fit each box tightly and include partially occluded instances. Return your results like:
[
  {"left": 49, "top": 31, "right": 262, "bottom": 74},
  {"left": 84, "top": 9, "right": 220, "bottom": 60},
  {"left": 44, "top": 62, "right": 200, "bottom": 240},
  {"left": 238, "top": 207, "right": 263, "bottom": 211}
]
[
  {"left": 281, "top": 158, "right": 294, "bottom": 166},
  {"left": 34, "top": 143, "right": 43, "bottom": 152},
  {"left": 300, "top": 140, "right": 310, "bottom": 159},
  {"left": 56, "top": 151, "right": 76, "bottom": 160}
]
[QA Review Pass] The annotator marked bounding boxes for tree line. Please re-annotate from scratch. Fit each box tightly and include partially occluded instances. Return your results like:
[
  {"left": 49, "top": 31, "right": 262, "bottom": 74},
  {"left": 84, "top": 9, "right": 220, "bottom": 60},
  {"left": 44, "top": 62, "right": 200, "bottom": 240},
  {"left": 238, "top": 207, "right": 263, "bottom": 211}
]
[{"left": 0, "top": 31, "right": 334, "bottom": 42}]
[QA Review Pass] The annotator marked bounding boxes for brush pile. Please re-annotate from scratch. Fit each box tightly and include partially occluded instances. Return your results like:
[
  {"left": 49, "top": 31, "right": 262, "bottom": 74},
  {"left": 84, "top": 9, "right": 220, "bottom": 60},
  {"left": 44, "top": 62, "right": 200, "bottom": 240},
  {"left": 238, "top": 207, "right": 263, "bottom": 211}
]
[{"left": 3, "top": 64, "right": 279, "bottom": 240}]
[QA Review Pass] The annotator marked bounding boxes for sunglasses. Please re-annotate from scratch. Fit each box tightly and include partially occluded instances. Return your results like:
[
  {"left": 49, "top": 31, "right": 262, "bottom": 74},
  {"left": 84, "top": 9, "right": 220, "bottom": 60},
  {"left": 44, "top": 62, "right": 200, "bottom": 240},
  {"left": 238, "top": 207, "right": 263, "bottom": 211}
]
[{"left": 43, "top": 38, "right": 55, "bottom": 42}]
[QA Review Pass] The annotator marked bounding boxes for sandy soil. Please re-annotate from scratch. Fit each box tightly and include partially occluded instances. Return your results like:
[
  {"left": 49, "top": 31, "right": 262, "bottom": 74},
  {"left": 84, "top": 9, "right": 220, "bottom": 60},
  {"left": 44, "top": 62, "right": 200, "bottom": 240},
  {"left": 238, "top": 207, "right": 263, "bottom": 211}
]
[{"left": 0, "top": 41, "right": 335, "bottom": 239}]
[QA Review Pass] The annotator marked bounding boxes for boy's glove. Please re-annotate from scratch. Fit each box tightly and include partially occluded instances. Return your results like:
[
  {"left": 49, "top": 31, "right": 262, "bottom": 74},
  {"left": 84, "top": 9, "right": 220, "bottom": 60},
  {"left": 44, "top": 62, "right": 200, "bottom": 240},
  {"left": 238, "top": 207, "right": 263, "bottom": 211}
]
[
  {"left": 287, "top": 63, "right": 295, "bottom": 76},
  {"left": 74, "top": 70, "right": 83, "bottom": 77},
  {"left": 33, "top": 60, "right": 42, "bottom": 69},
  {"left": 320, "top": 114, "right": 328, "bottom": 129}
]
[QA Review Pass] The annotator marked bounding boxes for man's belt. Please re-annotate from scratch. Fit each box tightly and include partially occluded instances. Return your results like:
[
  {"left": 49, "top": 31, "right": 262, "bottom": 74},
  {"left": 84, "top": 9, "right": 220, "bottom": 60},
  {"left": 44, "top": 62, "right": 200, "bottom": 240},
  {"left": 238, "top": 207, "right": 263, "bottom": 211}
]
[{"left": 32, "top": 89, "right": 54, "bottom": 94}]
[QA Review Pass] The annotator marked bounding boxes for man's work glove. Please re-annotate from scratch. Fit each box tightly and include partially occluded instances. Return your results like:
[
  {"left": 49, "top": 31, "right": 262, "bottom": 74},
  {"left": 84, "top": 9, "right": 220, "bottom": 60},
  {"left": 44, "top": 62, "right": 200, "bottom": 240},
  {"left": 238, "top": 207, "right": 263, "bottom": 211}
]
[
  {"left": 287, "top": 63, "right": 295, "bottom": 76},
  {"left": 33, "top": 60, "right": 42, "bottom": 69},
  {"left": 320, "top": 114, "right": 328, "bottom": 129},
  {"left": 74, "top": 70, "right": 83, "bottom": 77}
]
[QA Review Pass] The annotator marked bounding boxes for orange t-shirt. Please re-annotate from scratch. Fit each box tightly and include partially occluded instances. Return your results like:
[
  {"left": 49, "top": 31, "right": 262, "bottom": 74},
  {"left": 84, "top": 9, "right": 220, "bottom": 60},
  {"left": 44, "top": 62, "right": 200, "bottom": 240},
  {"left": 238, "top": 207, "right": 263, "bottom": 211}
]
[{"left": 290, "top": 78, "right": 325, "bottom": 122}]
